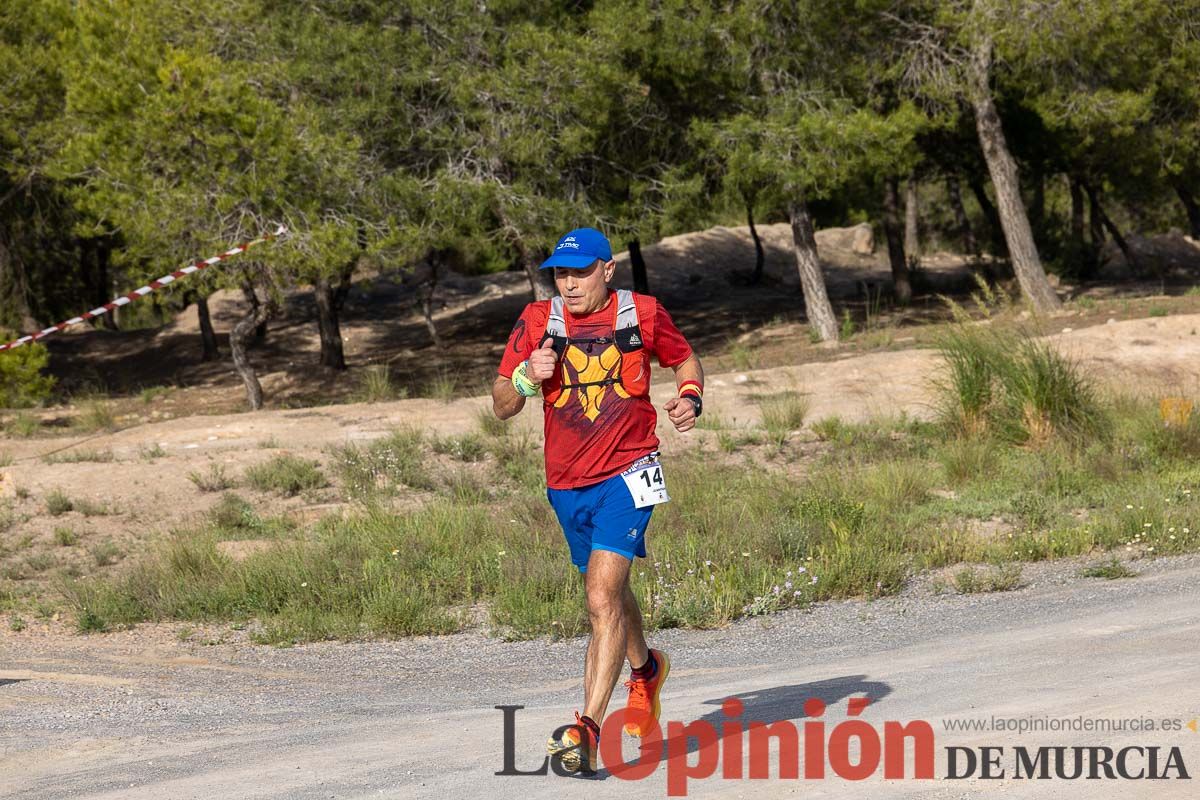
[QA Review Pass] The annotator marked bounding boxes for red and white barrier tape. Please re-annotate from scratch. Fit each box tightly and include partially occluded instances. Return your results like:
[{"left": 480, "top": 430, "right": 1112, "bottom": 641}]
[{"left": 0, "top": 225, "right": 288, "bottom": 353}]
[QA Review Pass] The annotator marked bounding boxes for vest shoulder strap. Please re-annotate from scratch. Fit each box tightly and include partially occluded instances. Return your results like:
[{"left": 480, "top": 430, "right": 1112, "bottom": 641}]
[{"left": 541, "top": 291, "right": 647, "bottom": 354}]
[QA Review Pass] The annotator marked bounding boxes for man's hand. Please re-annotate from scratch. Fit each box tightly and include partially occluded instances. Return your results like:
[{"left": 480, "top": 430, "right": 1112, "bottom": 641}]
[
  {"left": 527, "top": 337, "right": 559, "bottom": 382},
  {"left": 664, "top": 396, "right": 696, "bottom": 432}
]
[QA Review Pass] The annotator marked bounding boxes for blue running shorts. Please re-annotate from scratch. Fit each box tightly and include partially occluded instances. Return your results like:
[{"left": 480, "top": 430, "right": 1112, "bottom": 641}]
[{"left": 547, "top": 470, "right": 654, "bottom": 573}]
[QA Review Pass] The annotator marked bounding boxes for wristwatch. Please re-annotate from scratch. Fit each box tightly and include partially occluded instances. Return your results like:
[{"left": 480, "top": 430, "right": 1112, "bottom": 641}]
[{"left": 682, "top": 394, "right": 702, "bottom": 418}]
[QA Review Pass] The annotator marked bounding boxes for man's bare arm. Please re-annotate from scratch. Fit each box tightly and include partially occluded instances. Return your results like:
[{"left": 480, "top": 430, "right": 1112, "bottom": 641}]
[
  {"left": 492, "top": 376, "right": 526, "bottom": 420},
  {"left": 663, "top": 353, "right": 704, "bottom": 432},
  {"left": 671, "top": 353, "right": 703, "bottom": 392}
]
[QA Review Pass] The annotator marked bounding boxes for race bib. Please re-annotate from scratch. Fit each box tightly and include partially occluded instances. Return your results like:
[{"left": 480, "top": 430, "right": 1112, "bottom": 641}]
[{"left": 621, "top": 452, "right": 670, "bottom": 509}]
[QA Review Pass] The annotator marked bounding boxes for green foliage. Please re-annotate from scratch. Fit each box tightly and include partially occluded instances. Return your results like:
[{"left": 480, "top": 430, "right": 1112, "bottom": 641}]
[
  {"left": 0, "top": 341, "right": 55, "bottom": 409},
  {"left": 952, "top": 563, "right": 1023, "bottom": 594},
  {"left": 188, "top": 464, "right": 236, "bottom": 493},
  {"left": 756, "top": 391, "right": 811, "bottom": 447},
  {"left": 45, "top": 489, "right": 73, "bottom": 516},
  {"left": 53, "top": 527, "right": 79, "bottom": 547},
  {"left": 331, "top": 429, "right": 433, "bottom": 501},
  {"left": 354, "top": 366, "right": 402, "bottom": 404},
  {"left": 933, "top": 324, "right": 1107, "bottom": 445},
  {"left": 245, "top": 455, "right": 327, "bottom": 497},
  {"left": 1080, "top": 558, "right": 1137, "bottom": 580}
]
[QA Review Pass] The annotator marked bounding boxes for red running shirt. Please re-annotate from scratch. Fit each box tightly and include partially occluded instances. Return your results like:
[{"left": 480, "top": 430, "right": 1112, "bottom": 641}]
[{"left": 498, "top": 290, "right": 693, "bottom": 489}]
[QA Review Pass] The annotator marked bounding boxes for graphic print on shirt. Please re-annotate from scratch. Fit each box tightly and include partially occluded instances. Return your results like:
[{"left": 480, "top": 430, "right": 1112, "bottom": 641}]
[{"left": 554, "top": 340, "right": 633, "bottom": 422}]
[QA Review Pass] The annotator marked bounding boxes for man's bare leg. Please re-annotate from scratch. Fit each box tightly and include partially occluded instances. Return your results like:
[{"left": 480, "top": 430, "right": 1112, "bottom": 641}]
[
  {"left": 623, "top": 582, "right": 650, "bottom": 669},
  {"left": 581, "top": 550, "right": 633, "bottom": 724}
]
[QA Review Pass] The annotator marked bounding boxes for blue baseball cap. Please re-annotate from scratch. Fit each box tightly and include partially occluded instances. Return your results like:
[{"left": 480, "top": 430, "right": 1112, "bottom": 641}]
[{"left": 539, "top": 227, "right": 613, "bottom": 269}]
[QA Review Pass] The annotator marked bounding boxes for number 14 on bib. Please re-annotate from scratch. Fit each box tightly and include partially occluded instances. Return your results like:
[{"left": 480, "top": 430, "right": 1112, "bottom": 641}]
[{"left": 622, "top": 457, "right": 670, "bottom": 509}]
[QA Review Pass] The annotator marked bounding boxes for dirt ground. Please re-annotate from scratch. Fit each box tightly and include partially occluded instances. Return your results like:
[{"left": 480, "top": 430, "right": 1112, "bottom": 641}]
[
  {"left": 3, "top": 225, "right": 1200, "bottom": 798},
  {"left": 4, "top": 222, "right": 1200, "bottom": 622},
  {"left": 4, "top": 309, "right": 1200, "bottom": 632}
]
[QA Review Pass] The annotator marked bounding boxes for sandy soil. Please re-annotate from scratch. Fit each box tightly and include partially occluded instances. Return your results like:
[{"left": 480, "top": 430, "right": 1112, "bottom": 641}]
[{"left": 3, "top": 311, "right": 1200, "bottom": 622}]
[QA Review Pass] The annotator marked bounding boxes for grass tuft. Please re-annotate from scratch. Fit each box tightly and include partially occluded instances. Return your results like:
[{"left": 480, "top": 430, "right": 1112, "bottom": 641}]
[
  {"left": 757, "top": 391, "right": 810, "bottom": 446},
  {"left": 245, "top": 456, "right": 327, "bottom": 497}
]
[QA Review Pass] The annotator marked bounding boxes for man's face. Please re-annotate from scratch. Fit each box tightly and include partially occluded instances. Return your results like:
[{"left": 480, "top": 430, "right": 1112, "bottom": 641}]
[{"left": 554, "top": 259, "right": 615, "bottom": 314}]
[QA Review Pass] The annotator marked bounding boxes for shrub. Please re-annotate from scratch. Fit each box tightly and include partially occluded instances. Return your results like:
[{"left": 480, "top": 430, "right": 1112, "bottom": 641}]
[
  {"left": 46, "top": 489, "right": 74, "bottom": 516},
  {"left": 933, "top": 324, "right": 1107, "bottom": 445},
  {"left": 245, "top": 455, "right": 327, "bottom": 496},
  {"left": 188, "top": 464, "right": 236, "bottom": 492},
  {"left": 757, "top": 391, "right": 810, "bottom": 446},
  {"left": 354, "top": 365, "right": 401, "bottom": 403},
  {"left": 0, "top": 338, "right": 55, "bottom": 408}
]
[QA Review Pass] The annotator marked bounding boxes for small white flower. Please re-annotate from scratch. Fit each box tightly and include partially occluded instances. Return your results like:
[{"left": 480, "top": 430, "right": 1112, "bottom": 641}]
[
  {"left": 300, "top": 582, "right": 308, "bottom": 587},
  {"left": 742, "top": 552, "right": 751, "bottom": 557},
  {"left": 784, "top": 581, "right": 793, "bottom": 589},
  {"left": 1143, "top": 523, "right": 1152, "bottom": 528},
  {"left": 793, "top": 590, "right": 802, "bottom": 597},
  {"left": 811, "top": 575, "right": 819, "bottom": 584},
  {"left": 1170, "top": 535, "right": 1176, "bottom": 540},
  {"left": 1126, "top": 504, "right": 1134, "bottom": 509},
  {"left": 798, "top": 566, "right": 807, "bottom": 573},
  {"left": 704, "top": 560, "right": 713, "bottom": 567}
]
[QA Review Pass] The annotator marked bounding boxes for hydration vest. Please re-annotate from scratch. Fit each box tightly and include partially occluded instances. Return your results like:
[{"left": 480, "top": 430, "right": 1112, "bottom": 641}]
[{"left": 539, "top": 289, "right": 654, "bottom": 412}]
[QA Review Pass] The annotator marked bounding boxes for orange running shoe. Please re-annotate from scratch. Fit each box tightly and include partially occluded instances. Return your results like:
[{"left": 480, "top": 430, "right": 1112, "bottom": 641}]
[
  {"left": 546, "top": 711, "right": 598, "bottom": 773},
  {"left": 623, "top": 648, "right": 670, "bottom": 736}
]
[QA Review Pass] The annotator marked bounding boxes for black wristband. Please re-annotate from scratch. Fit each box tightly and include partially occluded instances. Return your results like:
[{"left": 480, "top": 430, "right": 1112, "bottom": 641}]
[{"left": 683, "top": 394, "right": 702, "bottom": 418}]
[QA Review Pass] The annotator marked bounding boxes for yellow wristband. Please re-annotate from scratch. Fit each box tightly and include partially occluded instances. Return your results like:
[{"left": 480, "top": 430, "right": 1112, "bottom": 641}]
[{"left": 512, "top": 361, "right": 540, "bottom": 397}]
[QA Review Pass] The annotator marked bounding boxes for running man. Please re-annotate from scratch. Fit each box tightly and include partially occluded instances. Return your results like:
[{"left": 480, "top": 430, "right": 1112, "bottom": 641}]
[{"left": 493, "top": 227, "right": 704, "bottom": 773}]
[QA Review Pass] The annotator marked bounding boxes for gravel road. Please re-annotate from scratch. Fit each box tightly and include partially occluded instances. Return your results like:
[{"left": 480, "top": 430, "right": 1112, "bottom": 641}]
[{"left": 2, "top": 552, "right": 1198, "bottom": 799}]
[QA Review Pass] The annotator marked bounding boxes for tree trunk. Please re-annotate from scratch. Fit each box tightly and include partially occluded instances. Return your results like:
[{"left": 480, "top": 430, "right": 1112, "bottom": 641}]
[
  {"left": 1069, "top": 177, "right": 1086, "bottom": 250},
  {"left": 1175, "top": 184, "right": 1200, "bottom": 239},
  {"left": 1084, "top": 183, "right": 1139, "bottom": 273},
  {"left": 628, "top": 239, "right": 649, "bottom": 293},
  {"left": 231, "top": 283, "right": 277, "bottom": 411},
  {"left": 968, "top": 179, "right": 1007, "bottom": 258},
  {"left": 968, "top": 37, "right": 1061, "bottom": 311},
  {"left": 947, "top": 175, "right": 978, "bottom": 257},
  {"left": 746, "top": 201, "right": 765, "bottom": 284},
  {"left": 315, "top": 276, "right": 347, "bottom": 370},
  {"left": 513, "top": 237, "right": 554, "bottom": 301},
  {"left": 1066, "top": 175, "right": 1094, "bottom": 276},
  {"left": 1029, "top": 169, "right": 1046, "bottom": 239},
  {"left": 195, "top": 293, "right": 219, "bottom": 361},
  {"left": 904, "top": 177, "right": 920, "bottom": 259},
  {"left": 242, "top": 284, "right": 268, "bottom": 342},
  {"left": 315, "top": 259, "right": 355, "bottom": 370},
  {"left": 419, "top": 255, "right": 442, "bottom": 348},
  {"left": 788, "top": 197, "right": 838, "bottom": 342},
  {"left": 882, "top": 177, "right": 912, "bottom": 306},
  {"left": 1086, "top": 185, "right": 1106, "bottom": 248},
  {"left": 94, "top": 241, "right": 117, "bottom": 330},
  {"left": 0, "top": 232, "right": 41, "bottom": 333}
]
